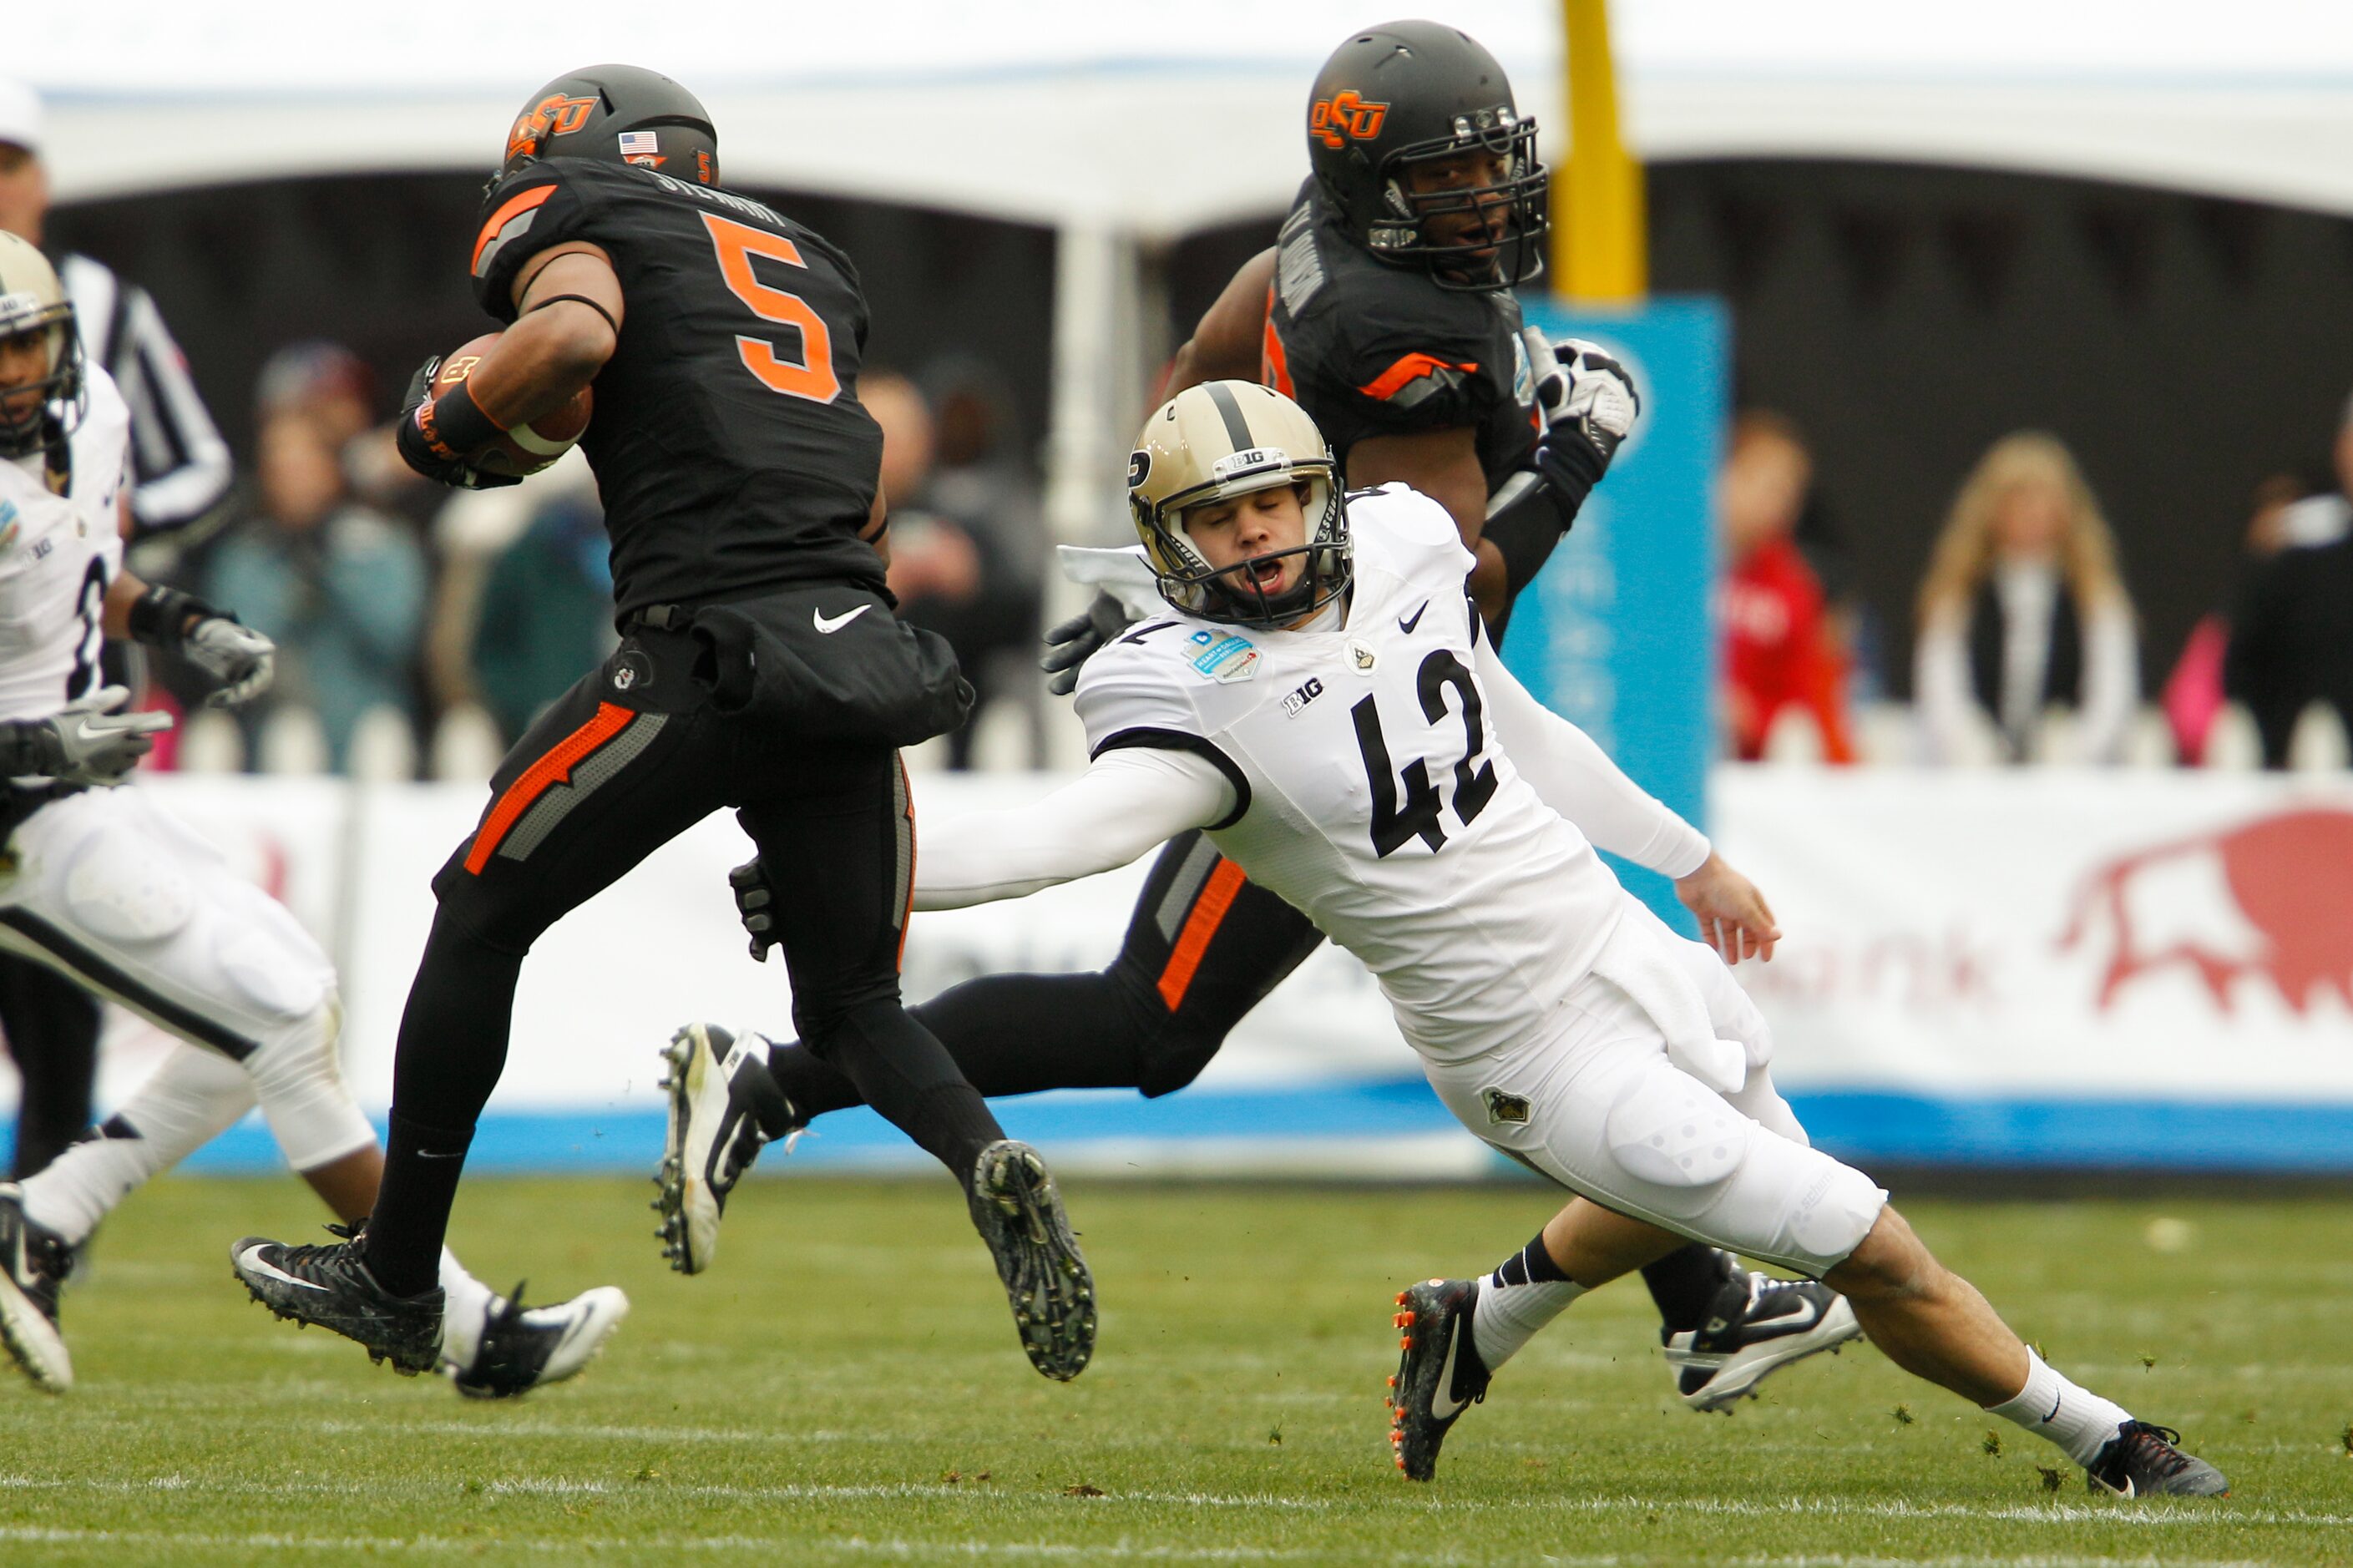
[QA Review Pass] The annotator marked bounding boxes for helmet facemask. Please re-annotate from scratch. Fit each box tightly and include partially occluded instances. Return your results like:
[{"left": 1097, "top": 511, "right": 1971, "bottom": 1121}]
[
  {"left": 1141, "top": 461, "right": 1352, "bottom": 630},
  {"left": 1367, "top": 114, "right": 1548, "bottom": 291}
]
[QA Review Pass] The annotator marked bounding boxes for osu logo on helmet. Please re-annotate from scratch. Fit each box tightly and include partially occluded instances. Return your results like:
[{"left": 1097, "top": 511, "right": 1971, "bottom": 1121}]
[
  {"left": 507, "top": 94, "right": 599, "bottom": 164},
  {"left": 1310, "top": 90, "right": 1388, "bottom": 149}
]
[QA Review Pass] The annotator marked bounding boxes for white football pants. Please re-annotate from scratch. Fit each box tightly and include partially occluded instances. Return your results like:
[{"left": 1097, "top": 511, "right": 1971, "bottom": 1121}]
[
  {"left": 0, "top": 787, "right": 372, "bottom": 1187},
  {"left": 1422, "top": 899, "right": 1887, "bottom": 1278}
]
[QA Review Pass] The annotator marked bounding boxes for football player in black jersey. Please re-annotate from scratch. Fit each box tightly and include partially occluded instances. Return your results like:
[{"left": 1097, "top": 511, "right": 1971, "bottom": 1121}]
[
  {"left": 232, "top": 65, "right": 1095, "bottom": 1386},
  {"left": 671, "top": 24, "right": 1848, "bottom": 1411}
]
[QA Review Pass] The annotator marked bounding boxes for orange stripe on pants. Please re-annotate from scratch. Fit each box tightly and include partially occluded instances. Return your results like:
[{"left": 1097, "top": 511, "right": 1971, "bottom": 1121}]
[
  {"left": 1156, "top": 858, "right": 1248, "bottom": 1011},
  {"left": 463, "top": 702, "right": 635, "bottom": 874}
]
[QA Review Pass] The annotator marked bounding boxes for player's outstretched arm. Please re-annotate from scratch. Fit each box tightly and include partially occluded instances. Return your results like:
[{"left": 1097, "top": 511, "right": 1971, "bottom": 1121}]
[
  {"left": 1471, "top": 625, "right": 1780, "bottom": 964},
  {"left": 107, "top": 569, "right": 276, "bottom": 707},
  {"left": 912, "top": 749, "right": 1231, "bottom": 912},
  {"left": 1471, "top": 622, "right": 1707, "bottom": 874}
]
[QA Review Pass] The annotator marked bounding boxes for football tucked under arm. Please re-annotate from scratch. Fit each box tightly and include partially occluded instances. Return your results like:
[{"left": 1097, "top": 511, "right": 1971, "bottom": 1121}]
[
  {"left": 913, "top": 747, "right": 1232, "bottom": 911},
  {"left": 1472, "top": 626, "right": 1709, "bottom": 878}
]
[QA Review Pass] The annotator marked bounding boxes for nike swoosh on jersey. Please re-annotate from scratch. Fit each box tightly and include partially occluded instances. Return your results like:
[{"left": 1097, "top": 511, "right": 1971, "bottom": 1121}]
[
  {"left": 813, "top": 604, "right": 873, "bottom": 634},
  {"left": 235, "top": 1248, "right": 328, "bottom": 1292},
  {"left": 1399, "top": 601, "right": 1429, "bottom": 635},
  {"left": 1428, "top": 1316, "right": 1471, "bottom": 1419}
]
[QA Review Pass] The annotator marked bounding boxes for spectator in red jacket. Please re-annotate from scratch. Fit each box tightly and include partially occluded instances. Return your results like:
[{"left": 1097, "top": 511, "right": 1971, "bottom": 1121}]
[{"left": 1718, "top": 411, "right": 1855, "bottom": 762}]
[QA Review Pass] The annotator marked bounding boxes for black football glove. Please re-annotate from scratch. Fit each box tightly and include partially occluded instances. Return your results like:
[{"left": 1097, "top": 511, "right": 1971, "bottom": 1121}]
[
  {"left": 729, "top": 856, "right": 782, "bottom": 963},
  {"left": 1040, "top": 592, "right": 1136, "bottom": 697},
  {"left": 394, "top": 357, "right": 521, "bottom": 490}
]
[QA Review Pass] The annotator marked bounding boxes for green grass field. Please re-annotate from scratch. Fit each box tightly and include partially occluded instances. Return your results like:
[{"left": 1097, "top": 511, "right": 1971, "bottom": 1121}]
[{"left": 2, "top": 1175, "right": 2346, "bottom": 1565}]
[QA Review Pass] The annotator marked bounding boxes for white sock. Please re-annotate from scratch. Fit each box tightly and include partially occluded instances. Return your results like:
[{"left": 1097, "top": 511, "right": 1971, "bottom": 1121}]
[
  {"left": 1470, "top": 1237, "right": 1588, "bottom": 1372},
  {"left": 435, "top": 1249, "right": 496, "bottom": 1366},
  {"left": 1985, "top": 1350, "right": 2134, "bottom": 1467},
  {"left": 21, "top": 1044, "right": 256, "bottom": 1244}
]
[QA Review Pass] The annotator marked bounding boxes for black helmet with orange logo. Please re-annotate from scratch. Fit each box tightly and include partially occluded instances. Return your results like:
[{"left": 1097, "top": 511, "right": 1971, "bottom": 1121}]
[
  {"left": 1305, "top": 21, "right": 1548, "bottom": 290},
  {"left": 501, "top": 64, "right": 720, "bottom": 186}
]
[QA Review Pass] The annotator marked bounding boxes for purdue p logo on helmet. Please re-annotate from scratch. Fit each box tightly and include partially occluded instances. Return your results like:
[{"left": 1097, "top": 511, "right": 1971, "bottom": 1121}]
[
  {"left": 0, "top": 231, "right": 84, "bottom": 459},
  {"left": 1127, "top": 382, "right": 1352, "bottom": 628}
]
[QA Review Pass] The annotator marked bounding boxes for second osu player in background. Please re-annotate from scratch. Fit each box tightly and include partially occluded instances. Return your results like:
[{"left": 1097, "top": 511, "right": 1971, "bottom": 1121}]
[{"left": 234, "top": 66, "right": 1096, "bottom": 1384}]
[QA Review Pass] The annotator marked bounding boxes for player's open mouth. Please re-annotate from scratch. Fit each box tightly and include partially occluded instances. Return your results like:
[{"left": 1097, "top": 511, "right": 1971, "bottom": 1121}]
[{"left": 1245, "top": 557, "right": 1290, "bottom": 594}]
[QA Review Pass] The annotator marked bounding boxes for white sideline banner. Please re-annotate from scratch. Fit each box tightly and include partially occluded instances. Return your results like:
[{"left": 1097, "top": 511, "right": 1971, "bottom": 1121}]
[
  {"left": 5, "top": 768, "right": 2348, "bottom": 1172},
  {"left": 1713, "top": 768, "right": 2353, "bottom": 1100}
]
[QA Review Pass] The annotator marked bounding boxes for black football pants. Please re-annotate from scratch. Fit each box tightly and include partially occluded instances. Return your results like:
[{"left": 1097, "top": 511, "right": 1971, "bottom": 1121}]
[{"left": 362, "top": 628, "right": 1005, "bottom": 1297}]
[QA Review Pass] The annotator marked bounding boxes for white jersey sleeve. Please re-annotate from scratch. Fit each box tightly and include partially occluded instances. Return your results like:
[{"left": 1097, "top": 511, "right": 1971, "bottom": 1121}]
[
  {"left": 1472, "top": 621, "right": 1710, "bottom": 878},
  {"left": 912, "top": 748, "right": 1229, "bottom": 911}
]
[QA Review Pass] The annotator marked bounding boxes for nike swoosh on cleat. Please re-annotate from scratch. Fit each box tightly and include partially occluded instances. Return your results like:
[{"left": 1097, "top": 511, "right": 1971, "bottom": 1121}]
[
  {"left": 813, "top": 604, "right": 872, "bottom": 634},
  {"left": 235, "top": 1249, "right": 327, "bottom": 1292},
  {"left": 1743, "top": 1299, "right": 1822, "bottom": 1332},
  {"left": 1399, "top": 601, "right": 1429, "bottom": 635},
  {"left": 1427, "top": 1317, "right": 1469, "bottom": 1419}
]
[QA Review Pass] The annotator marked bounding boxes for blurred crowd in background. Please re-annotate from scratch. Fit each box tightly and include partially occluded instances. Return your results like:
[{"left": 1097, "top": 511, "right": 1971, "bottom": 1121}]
[
  {"left": 6, "top": 74, "right": 2349, "bottom": 781},
  {"left": 1718, "top": 404, "right": 2353, "bottom": 770}
]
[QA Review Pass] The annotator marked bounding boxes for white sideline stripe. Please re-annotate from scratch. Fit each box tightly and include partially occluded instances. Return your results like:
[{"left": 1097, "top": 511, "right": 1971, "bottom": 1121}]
[
  {"left": 0, "top": 1530, "right": 2285, "bottom": 1567},
  {"left": 0, "top": 1473, "right": 2320, "bottom": 1529}
]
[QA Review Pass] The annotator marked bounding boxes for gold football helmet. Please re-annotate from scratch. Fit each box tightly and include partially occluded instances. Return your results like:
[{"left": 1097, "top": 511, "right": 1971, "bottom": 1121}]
[
  {"left": 0, "top": 231, "right": 82, "bottom": 458},
  {"left": 1126, "top": 380, "right": 1350, "bottom": 626}
]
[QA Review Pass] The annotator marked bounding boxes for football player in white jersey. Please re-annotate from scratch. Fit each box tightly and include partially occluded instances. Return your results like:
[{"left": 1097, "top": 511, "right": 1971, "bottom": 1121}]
[
  {"left": 0, "top": 232, "right": 627, "bottom": 1396},
  {"left": 826, "top": 382, "right": 2226, "bottom": 1498}
]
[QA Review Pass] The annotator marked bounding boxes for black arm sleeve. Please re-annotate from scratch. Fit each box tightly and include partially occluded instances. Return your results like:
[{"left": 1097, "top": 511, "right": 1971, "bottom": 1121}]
[{"left": 1484, "top": 433, "right": 1605, "bottom": 599}]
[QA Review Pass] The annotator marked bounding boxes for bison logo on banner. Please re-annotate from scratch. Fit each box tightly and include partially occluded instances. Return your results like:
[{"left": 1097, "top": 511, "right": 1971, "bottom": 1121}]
[{"left": 2058, "top": 807, "right": 2353, "bottom": 1014}]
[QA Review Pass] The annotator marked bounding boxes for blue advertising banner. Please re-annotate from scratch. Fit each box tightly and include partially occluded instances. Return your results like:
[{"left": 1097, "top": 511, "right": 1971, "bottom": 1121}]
[{"left": 1501, "top": 296, "right": 1727, "bottom": 931}]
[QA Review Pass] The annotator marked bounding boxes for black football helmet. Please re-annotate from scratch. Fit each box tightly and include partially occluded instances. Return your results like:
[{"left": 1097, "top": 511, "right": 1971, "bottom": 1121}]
[
  {"left": 502, "top": 64, "right": 720, "bottom": 186},
  {"left": 1306, "top": 21, "right": 1548, "bottom": 291}
]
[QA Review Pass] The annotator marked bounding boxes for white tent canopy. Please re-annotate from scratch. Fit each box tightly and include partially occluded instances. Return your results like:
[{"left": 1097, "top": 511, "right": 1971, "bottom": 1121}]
[
  {"left": 24, "top": 2, "right": 2353, "bottom": 569},
  {"left": 24, "top": 1, "right": 2353, "bottom": 230}
]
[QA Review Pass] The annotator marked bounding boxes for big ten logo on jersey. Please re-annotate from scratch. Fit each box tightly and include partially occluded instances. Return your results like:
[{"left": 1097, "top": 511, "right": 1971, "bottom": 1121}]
[
  {"left": 1281, "top": 675, "right": 1325, "bottom": 718},
  {"left": 1188, "top": 628, "right": 1260, "bottom": 684},
  {"left": 1311, "top": 90, "right": 1387, "bottom": 149},
  {"left": 0, "top": 498, "right": 18, "bottom": 551},
  {"left": 508, "top": 94, "right": 597, "bottom": 163}
]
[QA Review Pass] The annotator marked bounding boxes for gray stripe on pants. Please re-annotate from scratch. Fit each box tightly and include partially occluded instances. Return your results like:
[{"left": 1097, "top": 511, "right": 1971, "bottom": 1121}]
[
  {"left": 498, "top": 713, "right": 668, "bottom": 863},
  {"left": 1153, "top": 834, "right": 1226, "bottom": 947}
]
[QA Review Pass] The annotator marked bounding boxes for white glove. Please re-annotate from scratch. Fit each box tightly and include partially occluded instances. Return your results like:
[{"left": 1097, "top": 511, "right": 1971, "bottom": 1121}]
[
  {"left": 1525, "top": 328, "right": 1642, "bottom": 468},
  {"left": 38, "top": 686, "right": 174, "bottom": 786},
  {"left": 182, "top": 617, "right": 276, "bottom": 707}
]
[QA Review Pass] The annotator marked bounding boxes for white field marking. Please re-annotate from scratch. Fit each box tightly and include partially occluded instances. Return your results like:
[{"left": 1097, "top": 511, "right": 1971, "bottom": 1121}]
[
  {"left": 0, "top": 1530, "right": 2293, "bottom": 1568},
  {"left": 0, "top": 1530, "right": 1322, "bottom": 1560},
  {"left": 1400, "top": 1495, "right": 2340, "bottom": 1531},
  {"left": 0, "top": 1473, "right": 1334, "bottom": 1513},
  {"left": 0, "top": 1471, "right": 2326, "bottom": 1532}
]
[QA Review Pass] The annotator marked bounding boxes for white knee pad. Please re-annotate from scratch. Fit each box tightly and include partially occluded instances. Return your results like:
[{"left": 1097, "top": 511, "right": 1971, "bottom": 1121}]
[
  {"left": 247, "top": 992, "right": 375, "bottom": 1171},
  {"left": 1733, "top": 1135, "right": 1889, "bottom": 1277}
]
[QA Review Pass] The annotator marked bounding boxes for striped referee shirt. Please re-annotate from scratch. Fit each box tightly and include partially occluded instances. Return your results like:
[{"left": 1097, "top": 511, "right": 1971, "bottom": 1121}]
[{"left": 58, "top": 252, "right": 231, "bottom": 534}]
